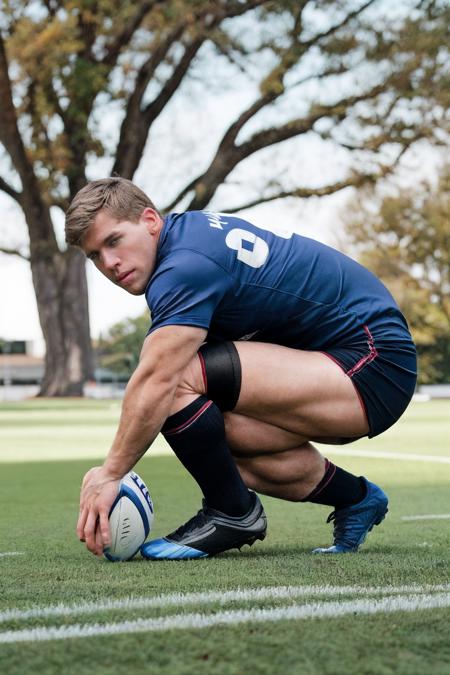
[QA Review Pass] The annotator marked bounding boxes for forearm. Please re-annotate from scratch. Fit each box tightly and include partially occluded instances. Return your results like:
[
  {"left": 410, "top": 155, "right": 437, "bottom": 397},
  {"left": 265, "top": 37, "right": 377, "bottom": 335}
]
[
  {"left": 99, "top": 325, "right": 207, "bottom": 480},
  {"left": 102, "top": 368, "right": 176, "bottom": 479}
]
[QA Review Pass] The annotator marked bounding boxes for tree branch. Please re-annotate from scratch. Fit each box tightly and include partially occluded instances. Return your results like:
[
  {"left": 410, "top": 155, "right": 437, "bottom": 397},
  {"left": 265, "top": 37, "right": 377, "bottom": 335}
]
[
  {"left": 162, "top": 174, "right": 203, "bottom": 213},
  {"left": 302, "top": 0, "right": 378, "bottom": 49},
  {"left": 0, "top": 246, "right": 30, "bottom": 261},
  {"left": 102, "top": 1, "right": 167, "bottom": 67},
  {"left": 50, "top": 195, "right": 70, "bottom": 213},
  {"left": 237, "top": 83, "right": 387, "bottom": 160},
  {"left": 220, "top": 177, "right": 370, "bottom": 213},
  {"left": 182, "top": 80, "right": 391, "bottom": 210},
  {"left": 111, "top": 22, "right": 188, "bottom": 178},
  {"left": 0, "top": 34, "right": 57, "bottom": 249},
  {"left": 0, "top": 175, "right": 21, "bottom": 204},
  {"left": 121, "top": 0, "right": 270, "bottom": 112},
  {"left": 76, "top": 1, "right": 100, "bottom": 61},
  {"left": 112, "top": 0, "right": 271, "bottom": 178},
  {"left": 221, "top": 142, "right": 416, "bottom": 213},
  {"left": 180, "top": 6, "right": 384, "bottom": 209},
  {"left": 143, "top": 38, "right": 206, "bottom": 124},
  {"left": 43, "top": 0, "right": 60, "bottom": 19},
  {"left": 0, "top": 34, "right": 28, "bottom": 171},
  {"left": 163, "top": 64, "right": 349, "bottom": 212}
]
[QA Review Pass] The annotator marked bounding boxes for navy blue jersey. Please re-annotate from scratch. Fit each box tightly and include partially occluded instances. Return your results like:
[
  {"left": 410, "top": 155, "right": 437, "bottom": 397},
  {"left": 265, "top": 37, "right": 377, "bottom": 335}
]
[{"left": 145, "top": 211, "right": 409, "bottom": 349}]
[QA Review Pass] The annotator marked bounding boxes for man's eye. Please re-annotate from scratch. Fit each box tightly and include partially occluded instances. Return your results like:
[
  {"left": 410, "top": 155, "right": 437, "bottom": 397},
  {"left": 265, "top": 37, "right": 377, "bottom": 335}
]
[
  {"left": 88, "top": 252, "right": 99, "bottom": 262},
  {"left": 110, "top": 236, "right": 120, "bottom": 247}
]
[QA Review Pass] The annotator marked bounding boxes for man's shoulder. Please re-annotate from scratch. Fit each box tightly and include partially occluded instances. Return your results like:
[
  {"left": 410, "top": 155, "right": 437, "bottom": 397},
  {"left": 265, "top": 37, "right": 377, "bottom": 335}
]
[
  {"left": 166, "top": 210, "right": 255, "bottom": 234},
  {"left": 160, "top": 210, "right": 243, "bottom": 264},
  {"left": 147, "top": 246, "right": 231, "bottom": 302}
]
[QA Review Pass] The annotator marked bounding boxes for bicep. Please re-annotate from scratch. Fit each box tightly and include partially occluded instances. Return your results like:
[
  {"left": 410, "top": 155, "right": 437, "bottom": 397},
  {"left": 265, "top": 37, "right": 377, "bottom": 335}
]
[
  {"left": 138, "top": 325, "right": 207, "bottom": 386},
  {"left": 146, "top": 252, "right": 233, "bottom": 334}
]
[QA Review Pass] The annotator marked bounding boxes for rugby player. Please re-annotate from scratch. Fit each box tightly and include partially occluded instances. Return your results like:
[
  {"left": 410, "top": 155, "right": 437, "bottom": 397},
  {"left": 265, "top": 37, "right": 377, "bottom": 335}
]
[{"left": 65, "top": 178, "right": 417, "bottom": 559}]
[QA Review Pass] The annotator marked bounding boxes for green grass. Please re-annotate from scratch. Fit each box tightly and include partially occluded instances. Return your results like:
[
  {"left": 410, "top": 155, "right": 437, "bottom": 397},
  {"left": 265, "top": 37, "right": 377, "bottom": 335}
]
[{"left": 0, "top": 399, "right": 449, "bottom": 674}]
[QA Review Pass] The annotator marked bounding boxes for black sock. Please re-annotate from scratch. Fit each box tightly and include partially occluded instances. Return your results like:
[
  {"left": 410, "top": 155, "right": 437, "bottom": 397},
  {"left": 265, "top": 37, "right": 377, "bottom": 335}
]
[
  {"left": 162, "top": 396, "right": 252, "bottom": 517},
  {"left": 302, "top": 459, "right": 366, "bottom": 509}
]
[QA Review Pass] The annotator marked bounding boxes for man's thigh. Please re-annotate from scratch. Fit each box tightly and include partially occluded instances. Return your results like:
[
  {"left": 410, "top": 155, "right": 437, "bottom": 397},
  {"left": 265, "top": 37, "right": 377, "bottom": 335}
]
[
  {"left": 223, "top": 411, "right": 360, "bottom": 457},
  {"left": 232, "top": 341, "right": 369, "bottom": 440}
]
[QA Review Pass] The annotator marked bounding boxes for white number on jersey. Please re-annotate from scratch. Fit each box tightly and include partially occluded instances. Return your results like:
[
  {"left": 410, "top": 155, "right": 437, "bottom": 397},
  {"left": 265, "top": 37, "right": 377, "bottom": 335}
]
[
  {"left": 204, "top": 211, "right": 295, "bottom": 269},
  {"left": 225, "top": 228, "right": 269, "bottom": 269}
]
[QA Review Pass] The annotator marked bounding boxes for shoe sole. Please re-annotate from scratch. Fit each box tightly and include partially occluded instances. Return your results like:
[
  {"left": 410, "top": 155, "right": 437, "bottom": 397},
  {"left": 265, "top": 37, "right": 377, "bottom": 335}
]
[
  {"left": 143, "top": 528, "right": 267, "bottom": 560},
  {"left": 364, "top": 505, "right": 388, "bottom": 536},
  {"left": 237, "top": 530, "right": 266, "bottom": 552},
  {"left": 353, "top": 502, "right": 389, "bottom": 548},
  {"left": 372, "top": 506, "right": 388, "bottom": 528}
]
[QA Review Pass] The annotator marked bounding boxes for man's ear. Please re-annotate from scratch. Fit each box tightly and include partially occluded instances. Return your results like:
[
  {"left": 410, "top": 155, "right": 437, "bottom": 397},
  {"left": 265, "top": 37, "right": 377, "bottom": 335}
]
[{"left": 141, "top": 207, "right": 161, "bottom": 235}]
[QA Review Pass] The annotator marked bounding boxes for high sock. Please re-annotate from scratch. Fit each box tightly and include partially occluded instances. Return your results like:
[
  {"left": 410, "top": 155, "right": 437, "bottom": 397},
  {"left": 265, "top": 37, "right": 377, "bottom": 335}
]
[
  {"left": 161, "top": 396, "right": 252, "bottom": 516},
  {"left": 302, "top": 459, "right": 366, "bottom": 509}
]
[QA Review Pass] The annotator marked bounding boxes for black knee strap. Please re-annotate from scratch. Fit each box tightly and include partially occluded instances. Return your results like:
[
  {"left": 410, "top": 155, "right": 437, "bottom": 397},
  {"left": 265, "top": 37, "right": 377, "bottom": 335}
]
[{"left": 198, "top": 341, "right": 241, "bottom": 411}]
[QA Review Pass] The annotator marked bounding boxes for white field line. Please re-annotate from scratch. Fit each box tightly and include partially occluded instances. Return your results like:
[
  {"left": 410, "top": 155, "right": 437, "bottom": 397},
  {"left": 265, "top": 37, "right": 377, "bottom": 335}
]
[
  {"left": 1, "top": 592, "right": 450, "bottom": 644},
  {"left": 0, "top": 552, "right": 24, "bottom": 558},
  {"left": 1, "top": 583, "right": 449, "bottom": 624},
  {"left": 402, "top": 514, "right": 450, "bottom": 521},
  {"left": 328, "top": 448, "right": 450, "bottom": 464},
  {"left": 2, "top": 443, "right": 448, "bottom": 465}
]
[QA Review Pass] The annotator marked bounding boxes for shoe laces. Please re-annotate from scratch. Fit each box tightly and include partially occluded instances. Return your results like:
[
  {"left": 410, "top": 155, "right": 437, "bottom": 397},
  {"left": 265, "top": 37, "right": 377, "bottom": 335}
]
[
  {"left": 326, "top": 504, "right": 367, "bottom": 548},
  {"left": 169, "top": 501, "right": 211, "bottom": 539}
]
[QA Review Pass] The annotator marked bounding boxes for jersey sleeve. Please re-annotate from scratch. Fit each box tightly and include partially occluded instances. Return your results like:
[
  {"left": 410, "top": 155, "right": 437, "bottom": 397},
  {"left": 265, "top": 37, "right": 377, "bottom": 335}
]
[{"left": 146, "top": 250, "right": 233, "bottom": 334}]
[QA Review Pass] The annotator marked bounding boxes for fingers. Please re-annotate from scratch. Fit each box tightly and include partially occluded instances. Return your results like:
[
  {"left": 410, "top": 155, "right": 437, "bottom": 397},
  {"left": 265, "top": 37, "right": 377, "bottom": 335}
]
[
  {"left": 84, "top": 509, "right": 100, "bottom": 555},
  {"left": 76, "top": 468, "right": 119, "bottom": 557},
  {"left": 76, "top": 505, "right": 87, "bottom": 542},
  {"left": 98, "top": 505, "right": 111, "bottom": 549},
  {"left": 95, "top": 523, "right": 105, "bottom": 556}
]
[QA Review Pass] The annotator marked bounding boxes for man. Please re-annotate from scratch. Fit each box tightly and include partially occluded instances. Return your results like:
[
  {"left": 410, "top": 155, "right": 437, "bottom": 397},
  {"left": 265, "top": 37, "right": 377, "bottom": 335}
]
[{"left": 65, "top": 177, "right": 417, "bottom": 560}]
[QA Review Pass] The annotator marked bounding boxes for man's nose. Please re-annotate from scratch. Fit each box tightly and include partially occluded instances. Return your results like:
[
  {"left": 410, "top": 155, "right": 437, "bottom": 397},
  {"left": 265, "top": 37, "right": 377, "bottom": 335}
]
[{"left": 102, "top": 250, "right": 120, "bottom": 270}]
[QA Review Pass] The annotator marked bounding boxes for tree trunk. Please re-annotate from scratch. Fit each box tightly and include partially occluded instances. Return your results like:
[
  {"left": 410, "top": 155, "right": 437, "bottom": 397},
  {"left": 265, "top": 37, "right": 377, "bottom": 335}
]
[{"left": 31, "top": 247, "right": 94, "bottom": 396}]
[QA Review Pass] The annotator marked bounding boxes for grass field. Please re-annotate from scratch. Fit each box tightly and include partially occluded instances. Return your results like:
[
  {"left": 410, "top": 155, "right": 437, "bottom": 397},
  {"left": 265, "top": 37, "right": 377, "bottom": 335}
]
[{"left": 0, "top": 398, "right": 449, "bottom": 674}]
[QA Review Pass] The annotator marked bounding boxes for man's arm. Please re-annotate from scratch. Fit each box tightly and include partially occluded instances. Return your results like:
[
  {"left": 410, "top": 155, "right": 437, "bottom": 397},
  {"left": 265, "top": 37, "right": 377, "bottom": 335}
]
[{"left": 77, "top": 324, "right": 207, "bottom": 555}]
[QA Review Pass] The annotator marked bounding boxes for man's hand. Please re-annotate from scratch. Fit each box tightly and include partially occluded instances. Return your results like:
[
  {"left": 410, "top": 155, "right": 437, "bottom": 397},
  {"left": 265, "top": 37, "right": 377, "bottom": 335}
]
[
  {"left": 75, "top": 326, "right": 207, "bottom": 557},
  {"left": 77, "top": 466, "right": 121, "bottom": 557}
]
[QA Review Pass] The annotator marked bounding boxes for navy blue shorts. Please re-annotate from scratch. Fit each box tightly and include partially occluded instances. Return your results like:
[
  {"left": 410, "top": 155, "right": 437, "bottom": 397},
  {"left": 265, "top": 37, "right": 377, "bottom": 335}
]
[{"left": 322, "top": 324, "right": 417, "bottom": 437}]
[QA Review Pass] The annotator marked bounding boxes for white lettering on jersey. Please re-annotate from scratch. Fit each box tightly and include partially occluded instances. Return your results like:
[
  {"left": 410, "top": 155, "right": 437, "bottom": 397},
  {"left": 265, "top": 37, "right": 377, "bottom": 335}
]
[{"left": 204, "top": 211, "right": 229, "bottom": 230}]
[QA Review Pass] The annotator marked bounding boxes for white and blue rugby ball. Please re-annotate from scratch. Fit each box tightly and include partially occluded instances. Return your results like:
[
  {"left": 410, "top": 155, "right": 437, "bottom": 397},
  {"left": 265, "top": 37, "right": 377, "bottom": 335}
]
[{"left": 104, "top": 471, "right": 154, "bottom": 562}]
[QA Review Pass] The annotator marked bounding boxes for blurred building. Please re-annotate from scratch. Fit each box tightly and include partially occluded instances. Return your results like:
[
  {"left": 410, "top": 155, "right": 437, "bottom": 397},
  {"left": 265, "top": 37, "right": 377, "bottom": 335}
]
[
  {"left": 0, "top": 339, "right": 126, "bottom": 399},
  {"left": 1, "top": 339, "right": 449, "bottom": 400},
  {"left": 0, "top": 340, "right": 44, "bottom": 385}
]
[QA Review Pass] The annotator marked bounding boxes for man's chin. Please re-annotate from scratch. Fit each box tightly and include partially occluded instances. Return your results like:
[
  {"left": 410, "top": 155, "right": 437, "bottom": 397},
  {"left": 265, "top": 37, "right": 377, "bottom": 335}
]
[
  {"left": 126, "top": 286, "right": 146, "bottom": 296},
  {"left": 116, "top": 277, "right": 147, "bottom": 295}
]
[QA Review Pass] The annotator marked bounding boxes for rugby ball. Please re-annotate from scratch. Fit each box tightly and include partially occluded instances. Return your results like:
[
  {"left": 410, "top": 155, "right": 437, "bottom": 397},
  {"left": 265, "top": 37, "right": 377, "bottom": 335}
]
[{"left": 104, "top": 471, "right": 154, "bottom": 562}]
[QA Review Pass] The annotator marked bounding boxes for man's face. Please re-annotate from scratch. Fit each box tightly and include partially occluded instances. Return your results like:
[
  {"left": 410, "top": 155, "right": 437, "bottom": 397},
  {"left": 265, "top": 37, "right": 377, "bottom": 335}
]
[{"left": 82, "top": 209, "right": 161, "bottom": 295}]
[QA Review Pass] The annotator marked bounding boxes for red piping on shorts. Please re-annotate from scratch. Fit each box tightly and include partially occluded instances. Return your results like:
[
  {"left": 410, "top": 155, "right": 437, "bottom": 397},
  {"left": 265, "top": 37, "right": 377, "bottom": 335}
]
[
  {"left": 346, "top": 325, "right": 378, "bottom": 377},
  {"left": 352, "top": 382, "right": 368, "bottom": 423},
  {"left": 198, "top": 351, "right": 207, "bottom": 392},
  {"left": 163, "top": 400, "right": 212, "bottom": 436},
  {"left": 320, "top": 326, "right": 377, "bottom": 430},
  {"left": 321, "top": 349, "right": 369, "bottom": 425}
]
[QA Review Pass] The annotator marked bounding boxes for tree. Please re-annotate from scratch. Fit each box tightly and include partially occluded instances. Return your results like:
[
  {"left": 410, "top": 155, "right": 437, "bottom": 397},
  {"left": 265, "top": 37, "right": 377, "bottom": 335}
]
[
  {"left": 96, "top": 313, "right": 150, "bottom": 378},
  {"left": 342, "top": 166, "right": 450, "bottom": 383},
  {"left": 0, "top": 0, "right": 448, "bottom": 394}
]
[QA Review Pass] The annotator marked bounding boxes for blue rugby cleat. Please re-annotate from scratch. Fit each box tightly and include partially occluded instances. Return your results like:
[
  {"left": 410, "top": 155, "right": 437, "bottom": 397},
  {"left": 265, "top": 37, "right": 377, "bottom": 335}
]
[
  {"left": 141, "top": 492, "right": 267, "bottom": 560},
  {"left": 313, "top": 478, "right": 388, "bottom": 554}
]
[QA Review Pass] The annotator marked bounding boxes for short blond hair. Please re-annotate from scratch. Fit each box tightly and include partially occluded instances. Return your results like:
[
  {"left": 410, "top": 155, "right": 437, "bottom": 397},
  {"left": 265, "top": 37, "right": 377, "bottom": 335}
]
[{"left": 65, "top": 177, "right": 158, "bottom": 246}]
